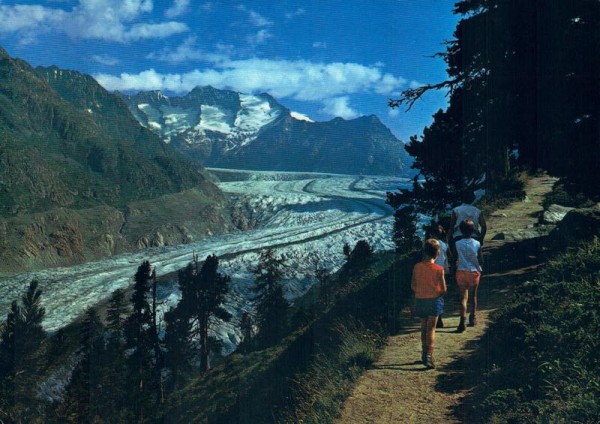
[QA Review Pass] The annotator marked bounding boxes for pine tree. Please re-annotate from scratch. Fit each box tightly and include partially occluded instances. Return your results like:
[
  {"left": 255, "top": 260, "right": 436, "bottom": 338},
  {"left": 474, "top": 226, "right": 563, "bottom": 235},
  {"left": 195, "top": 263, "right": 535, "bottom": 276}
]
[
  {"left": 0, "top": 280, "right": 46, "bottom": 422},
  {"left": 63, "top": 307, "right": 105, "bottom": 422},
  {"left": 103, "top": 289, "right": 129, "bottom": 421},
  {"left": 390, "top": 0, "right": 600, "bottom": 201},
  {"left": 162, "top": 306, "right": 193, "bottom": 390},
  {"left": 176, "top": 254, "right": 232, "bottom": 372},
  {"left": 252, "top": 249, "right": 290, "bottom": 347},
  {"left": 124, "top": 261, "right": 159, "bottom": 422}
]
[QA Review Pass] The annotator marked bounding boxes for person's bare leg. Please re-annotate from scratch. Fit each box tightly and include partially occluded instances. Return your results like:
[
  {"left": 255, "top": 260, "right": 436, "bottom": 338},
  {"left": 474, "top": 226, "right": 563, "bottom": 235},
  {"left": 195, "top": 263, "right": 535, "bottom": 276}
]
[
  {"left": 424, "top": 316, "right": 438, "bottom": 368},
  {"left": 458, "top": 288, "right": 468, "bottom": 332},
  {"left": 469, "top": 284, "right": 479, "bottom": 326},
  {"left": 420, "top": 319, "right": 428, "bottom": 362}
]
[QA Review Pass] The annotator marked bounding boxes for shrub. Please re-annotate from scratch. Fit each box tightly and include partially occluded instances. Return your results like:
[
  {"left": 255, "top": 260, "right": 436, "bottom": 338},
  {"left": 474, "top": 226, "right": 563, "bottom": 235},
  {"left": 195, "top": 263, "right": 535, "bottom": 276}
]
[{"left": 476, "top": 238, "right": 600, "bottom": 423}]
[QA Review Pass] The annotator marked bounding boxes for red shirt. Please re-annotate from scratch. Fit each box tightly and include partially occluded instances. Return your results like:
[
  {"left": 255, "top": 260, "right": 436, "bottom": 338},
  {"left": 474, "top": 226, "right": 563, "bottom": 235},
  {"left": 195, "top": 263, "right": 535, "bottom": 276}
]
[{"left": 411, "top": 261, "right": 445, "bottom": 299}]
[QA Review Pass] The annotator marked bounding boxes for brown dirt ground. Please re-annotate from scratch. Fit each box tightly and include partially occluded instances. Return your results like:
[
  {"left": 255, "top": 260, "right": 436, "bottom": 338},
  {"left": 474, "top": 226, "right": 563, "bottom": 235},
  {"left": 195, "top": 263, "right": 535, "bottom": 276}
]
[{"left": 335, "top": 175, "right": 557, "bottom": 424}]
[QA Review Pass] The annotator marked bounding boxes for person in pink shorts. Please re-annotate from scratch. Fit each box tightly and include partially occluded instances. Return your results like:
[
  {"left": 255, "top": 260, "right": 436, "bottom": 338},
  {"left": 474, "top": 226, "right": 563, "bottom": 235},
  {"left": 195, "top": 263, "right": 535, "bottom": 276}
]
[{"left": 452, "top": 219, "right": 483, "bottom": 333}]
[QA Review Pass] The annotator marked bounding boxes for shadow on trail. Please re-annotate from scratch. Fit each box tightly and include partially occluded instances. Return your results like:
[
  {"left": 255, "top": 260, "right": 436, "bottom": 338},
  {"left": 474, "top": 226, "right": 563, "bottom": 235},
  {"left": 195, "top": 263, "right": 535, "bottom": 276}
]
[
  {"left": 372, "top": 362, "right": 429, "bottom": 372},
  {"left": 433, "top": 236, "right": 547, "bottom": 423}
]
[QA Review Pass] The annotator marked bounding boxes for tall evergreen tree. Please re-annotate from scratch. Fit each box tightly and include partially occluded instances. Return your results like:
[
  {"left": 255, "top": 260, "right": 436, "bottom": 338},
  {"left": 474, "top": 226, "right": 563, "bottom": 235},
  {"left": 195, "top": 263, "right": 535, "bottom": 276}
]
[
  {"left": 390, "top": 0, "right": 600, "bottom": 205},
  {"left": 177, "top": 254, "right": 232, "bottom": 372},
  {"left": 104, "top": 289, "right": 130, "bottom": 422},
  {"left": 63, "top": 307, "right": 105, "bottom": 422},
  {"left": 0, "top": 280, "right": 46, "bottom": 422},
  {"left": 252, "top": 249, "right": 290, "bottom": 347},
  {"left": 124, "top": 261, "right": 159, "bottom": 422},
  {"left": 162, "top": 305, "right": 193, "bottom": 390}
]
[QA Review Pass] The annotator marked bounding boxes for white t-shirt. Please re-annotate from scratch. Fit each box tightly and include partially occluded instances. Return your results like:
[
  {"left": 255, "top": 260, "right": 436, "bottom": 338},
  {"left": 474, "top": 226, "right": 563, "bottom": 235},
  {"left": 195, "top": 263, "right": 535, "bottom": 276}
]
[
  {"left": 452, "top": 204, "right": 482, "bottom": 239},
  {"left": 435, "top": 239, "right": 449, "bottom": 273},
  {"left": 456, "top": 238, "right": 482, "bottom": 272}
]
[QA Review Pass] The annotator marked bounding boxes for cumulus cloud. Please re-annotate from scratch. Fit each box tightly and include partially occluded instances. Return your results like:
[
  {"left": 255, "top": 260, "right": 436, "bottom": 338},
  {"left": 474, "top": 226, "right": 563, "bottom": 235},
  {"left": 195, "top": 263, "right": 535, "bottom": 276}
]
[
  {"left": 147, "top": 36, "right": 229, "bottom": 64},
  {"left": 165, "top": 0, "right": 190, "bottom": 18},
  {"left": 95, "top": 59, "right": 409, "bottom": 119},
  {"left": 320, "top": 97, "right": 359, "bottom": 119},
  {"left": 0, "top": 0, "right": 188, "bottom": 42},
  {"left": 92, "top": 54, "right": 119, "bottom": 66},
  {"left": 312, "top": 41, "right": 327, "bottom": 49},
  {"left": 0, "top": 5, "right": 67, "bottom": 33},
  {"left": 95, "top": 58, "right": 407, "bottom": 119}
]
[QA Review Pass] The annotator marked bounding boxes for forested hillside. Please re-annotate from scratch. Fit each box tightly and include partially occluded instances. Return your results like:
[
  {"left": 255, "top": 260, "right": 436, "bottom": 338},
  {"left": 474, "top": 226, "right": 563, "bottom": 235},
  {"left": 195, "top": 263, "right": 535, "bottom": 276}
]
[{"left": 0, "top": 48, "right": 233, "bottom": 272}]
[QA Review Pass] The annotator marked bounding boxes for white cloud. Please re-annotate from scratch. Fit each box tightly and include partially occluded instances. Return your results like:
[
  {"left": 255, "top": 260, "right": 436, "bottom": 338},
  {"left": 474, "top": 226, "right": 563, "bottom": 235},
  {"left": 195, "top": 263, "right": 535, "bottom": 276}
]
[
  {"left": 0, "top": 0, "right": 188, "bottom": 42},
  {"left": 388, "top": 108, "right": 400, "bottom": 118},
  {"left": 237, "top": 5, "right": 272, "bottom": 27},
  {"left": 165, "top": 0, "right": 190, "bottom": 18},
  {"left": 0, "top": 5, "right": 67, "bottom": 32},
  {"left": 320, "top": 97, "right": 359, "bottom": 120},
  {"left": 91, "top": 54, "right": 119, "bottom": 66},
  {"left": 285, "top": 8, "right": 305, "bottom": 20},
  {"left": 147, "top": 36, "right": 229, "bottom": 63},
  {"left": 312, "top": 41, "right": 327, "bottom": 49},
  {"left": 95, "top": 58, "right": 408, "bottom": 118},
  {"left": 247, "top": 29, "right": 272, "bottom": 46}
]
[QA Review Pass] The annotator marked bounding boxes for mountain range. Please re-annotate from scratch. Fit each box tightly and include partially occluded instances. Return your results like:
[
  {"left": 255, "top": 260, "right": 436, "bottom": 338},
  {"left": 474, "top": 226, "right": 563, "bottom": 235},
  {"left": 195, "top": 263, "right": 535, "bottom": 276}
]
[
  {"left": 0, "top": 48, "right": 234, "bottom": 272},
  {"left": 0, "top": 47, "right": 409, "bottom": 272},
  {"left": 120, "top": 87, "right": 411, "bottom": 175}
]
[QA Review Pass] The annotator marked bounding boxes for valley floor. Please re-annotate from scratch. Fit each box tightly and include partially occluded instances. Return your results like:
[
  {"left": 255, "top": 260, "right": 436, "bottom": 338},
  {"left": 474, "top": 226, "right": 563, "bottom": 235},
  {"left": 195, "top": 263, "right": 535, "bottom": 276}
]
[{"left": 335, "top": 174, "right": 556, "bottom": 423}]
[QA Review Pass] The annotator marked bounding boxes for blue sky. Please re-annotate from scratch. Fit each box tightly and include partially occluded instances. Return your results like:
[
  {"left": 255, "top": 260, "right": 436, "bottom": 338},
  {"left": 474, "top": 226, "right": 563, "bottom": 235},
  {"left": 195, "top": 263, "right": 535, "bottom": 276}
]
[{"left": 0, "top": 0, "right": 459, "bottom": 141}]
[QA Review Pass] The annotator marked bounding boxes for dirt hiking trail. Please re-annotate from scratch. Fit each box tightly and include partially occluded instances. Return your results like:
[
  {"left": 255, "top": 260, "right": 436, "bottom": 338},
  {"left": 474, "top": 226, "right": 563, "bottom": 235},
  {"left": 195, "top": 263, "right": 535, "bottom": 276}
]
[{"left": 335, "top": 175, "right": 556, "bottom": 424}]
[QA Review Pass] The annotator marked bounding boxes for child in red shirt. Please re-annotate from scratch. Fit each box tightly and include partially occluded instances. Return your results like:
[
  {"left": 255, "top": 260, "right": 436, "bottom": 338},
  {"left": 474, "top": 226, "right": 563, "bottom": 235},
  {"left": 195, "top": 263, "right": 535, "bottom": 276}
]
[{"left": 411, "top": 239, "right": 447, "bottom": 368}]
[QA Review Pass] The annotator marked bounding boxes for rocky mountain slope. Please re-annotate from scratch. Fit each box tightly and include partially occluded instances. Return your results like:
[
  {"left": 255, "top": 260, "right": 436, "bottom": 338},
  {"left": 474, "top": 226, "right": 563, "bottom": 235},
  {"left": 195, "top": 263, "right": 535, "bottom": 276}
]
[
  {"left": 120, "top": 87, "right": 411, "bottom": 176},
  {"left": 0, "top": 48, "right": 234, "bottom": 273}
]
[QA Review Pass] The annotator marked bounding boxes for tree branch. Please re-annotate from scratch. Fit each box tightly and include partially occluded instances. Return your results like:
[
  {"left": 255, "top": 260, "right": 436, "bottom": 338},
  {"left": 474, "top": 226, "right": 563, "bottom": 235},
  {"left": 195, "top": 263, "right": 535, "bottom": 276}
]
[{"left": 388, "top": 78, "right": 460, "bottom": 111}]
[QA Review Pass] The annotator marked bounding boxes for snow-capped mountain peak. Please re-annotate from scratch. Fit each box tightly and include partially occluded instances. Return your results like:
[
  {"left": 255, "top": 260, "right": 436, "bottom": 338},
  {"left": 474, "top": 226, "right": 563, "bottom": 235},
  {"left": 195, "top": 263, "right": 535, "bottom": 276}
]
[
  {"left": 123, "top": 88, "right": 284, "bottom": 151},
  {"left": 120, "top": 85, "right": 410, "bottom": 176},
  {"left": 290, "top": 111, "right": 314, "bottom": 122}
]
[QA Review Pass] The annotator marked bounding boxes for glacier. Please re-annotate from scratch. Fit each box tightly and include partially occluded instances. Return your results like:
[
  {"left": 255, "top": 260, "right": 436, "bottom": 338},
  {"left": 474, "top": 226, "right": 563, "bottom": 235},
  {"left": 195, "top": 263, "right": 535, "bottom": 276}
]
[{"left": 0, "top": 170, "right": 408, "bottom": 354}]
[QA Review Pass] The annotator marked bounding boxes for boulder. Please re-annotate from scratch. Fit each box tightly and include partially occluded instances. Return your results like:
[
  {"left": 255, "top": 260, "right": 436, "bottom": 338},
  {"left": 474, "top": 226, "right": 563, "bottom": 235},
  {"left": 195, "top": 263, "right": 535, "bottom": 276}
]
[
  {"left": 548, "top": 205, "right": 600, "bottom": 248},
  {"left": 542, "top": 204, "right": 574, "bottom": 224}
]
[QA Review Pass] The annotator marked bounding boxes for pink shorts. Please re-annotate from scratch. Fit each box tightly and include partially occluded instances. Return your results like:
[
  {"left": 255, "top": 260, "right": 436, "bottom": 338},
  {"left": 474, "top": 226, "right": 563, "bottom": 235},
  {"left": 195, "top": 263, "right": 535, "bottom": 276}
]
[{"left": 456, "top": 271, "right": 481, "bottom": 289}]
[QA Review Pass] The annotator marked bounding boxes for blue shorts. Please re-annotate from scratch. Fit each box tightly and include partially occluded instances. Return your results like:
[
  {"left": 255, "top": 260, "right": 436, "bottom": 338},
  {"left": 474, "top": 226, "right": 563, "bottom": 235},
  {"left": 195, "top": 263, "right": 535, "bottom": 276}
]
[{"left": 413, "top": 297, "right": 444, "bottom": 318}]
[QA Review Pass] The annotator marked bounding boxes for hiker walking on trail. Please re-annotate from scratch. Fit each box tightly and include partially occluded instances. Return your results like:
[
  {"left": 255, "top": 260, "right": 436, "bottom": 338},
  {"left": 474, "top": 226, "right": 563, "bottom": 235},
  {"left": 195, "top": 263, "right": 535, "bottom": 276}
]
[
  {"left": 427, "top": 223, "right": 450, "bottom": 329},
  {"left": 448, "top": 191, "right": 487, "bottom": 248},
  {"left": 411, "top": 239, "right": 447, "bottom": 368},
  {"left": 453, "top": 219, "right": 483, "bottom": 333}
]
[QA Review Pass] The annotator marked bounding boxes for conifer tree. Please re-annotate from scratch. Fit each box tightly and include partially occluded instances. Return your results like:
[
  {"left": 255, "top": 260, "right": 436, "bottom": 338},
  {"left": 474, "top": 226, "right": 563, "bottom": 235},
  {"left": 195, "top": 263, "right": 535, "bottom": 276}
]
[
  {"left": 252, "top": 249, "right": 290, "bottom": 347},
  {"left": 0, "top": 280, "right": 46, "bottom": 422},
  {"left": 163, "top": 306, "right": 193, "bottom": 390},
  {"left": 124, "top": 261, "right": 159, "bottom": 422},
  {"left": 104, "top": 289, "right": 129, "bottom": 421},
  {"left": 390, "top": 0, "right": 600, "bottom": 202},
  {"left": 64, "top": 307, "right": 105, "bottom": 422},
  {"left": 177, "top": 254, "right": 232, "bottom": 372}
]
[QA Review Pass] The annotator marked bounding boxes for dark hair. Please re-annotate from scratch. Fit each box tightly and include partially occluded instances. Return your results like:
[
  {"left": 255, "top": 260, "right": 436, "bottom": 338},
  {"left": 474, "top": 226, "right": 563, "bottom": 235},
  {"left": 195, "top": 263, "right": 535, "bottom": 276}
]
[
  {"left": 423, "top": 238, "right": 440, "bottom": 259},
  {"left": 459, "top": 219, "right": 475, "bottom": 237}
]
